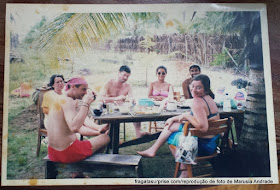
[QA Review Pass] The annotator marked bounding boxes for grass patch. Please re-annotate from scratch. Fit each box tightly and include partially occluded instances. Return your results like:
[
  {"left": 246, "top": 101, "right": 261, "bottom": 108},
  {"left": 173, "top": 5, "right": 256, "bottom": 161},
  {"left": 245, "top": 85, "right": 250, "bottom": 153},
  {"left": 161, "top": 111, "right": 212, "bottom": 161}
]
[
  {"left": 8, "top": 96, "right": 33, "bottom": 122},
  {"left": 7, "top": 124, "right": 47, "bottom": 179}
]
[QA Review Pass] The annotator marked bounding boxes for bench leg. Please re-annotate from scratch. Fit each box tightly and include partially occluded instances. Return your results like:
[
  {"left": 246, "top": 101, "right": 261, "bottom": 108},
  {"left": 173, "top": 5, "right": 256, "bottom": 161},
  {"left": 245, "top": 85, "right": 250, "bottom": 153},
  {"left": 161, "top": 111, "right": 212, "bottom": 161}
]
[
  {"left": 45, "top": 161, "right": 58, "bottom": 179},
  {"left": 136, "top": 161, "right": 143, "bottom": 178}
]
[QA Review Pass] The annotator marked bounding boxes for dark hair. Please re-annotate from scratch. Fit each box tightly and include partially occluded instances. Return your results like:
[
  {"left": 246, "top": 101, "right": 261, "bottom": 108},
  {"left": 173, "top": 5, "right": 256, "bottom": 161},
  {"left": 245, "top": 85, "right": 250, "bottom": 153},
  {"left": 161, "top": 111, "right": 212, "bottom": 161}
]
[
  {"left": 49, "top": 74, "right": 64, "bottom": 89},
  {"left": 189, "top": 64, "right": 201, "bottom": 72},
  {"left": 119, "top": 65, "right": 131, "bottom": 73},
  {"left": 192, "top": 74, "right": 215, "bottom": 99},
  {"left": 67, "top": 84, "right": 81, "bottom": 90},
  {"left": 156, "top": 66, "right": 167, "bottom": 74}
]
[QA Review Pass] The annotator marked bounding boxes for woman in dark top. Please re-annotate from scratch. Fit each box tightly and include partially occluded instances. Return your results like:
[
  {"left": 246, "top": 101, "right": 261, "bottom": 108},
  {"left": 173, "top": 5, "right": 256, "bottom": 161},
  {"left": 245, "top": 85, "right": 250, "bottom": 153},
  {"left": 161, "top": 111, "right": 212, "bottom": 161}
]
[{"left": 138, "top": 74, "right": 219, "bottom": 178}]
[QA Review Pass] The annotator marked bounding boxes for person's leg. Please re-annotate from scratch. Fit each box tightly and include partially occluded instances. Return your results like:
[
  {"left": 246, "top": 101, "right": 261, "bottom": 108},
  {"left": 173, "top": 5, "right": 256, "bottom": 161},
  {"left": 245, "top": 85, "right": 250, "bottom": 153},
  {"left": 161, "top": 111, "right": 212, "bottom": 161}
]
[
  {"left": 137, "top": 122, "right": 181, "bottom": 157},
  {"left": 133, "top": 122, "right": 150, "bottom": 138},
  {"left": 169, "top": 145, "right": 189, "bottom": 178},
  {"left": 78, "top": 126, "right": 99, "bottom": 136},
  {"left": 88, "top": 134, "right": 110, "bottom": 153},
  {"left": 78, "top": 124, "right": 109, "bottom": 136}
]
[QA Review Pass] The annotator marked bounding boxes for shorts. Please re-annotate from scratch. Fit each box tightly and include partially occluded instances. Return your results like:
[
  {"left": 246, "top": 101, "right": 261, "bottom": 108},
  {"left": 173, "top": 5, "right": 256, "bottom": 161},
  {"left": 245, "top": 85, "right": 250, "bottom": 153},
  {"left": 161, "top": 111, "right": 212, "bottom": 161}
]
[
  {"left": 48, "top": 139, "right": 93, "bottom": 163},
  {"left": 167, "top": 123, "right": 220, "bottom": 156}
]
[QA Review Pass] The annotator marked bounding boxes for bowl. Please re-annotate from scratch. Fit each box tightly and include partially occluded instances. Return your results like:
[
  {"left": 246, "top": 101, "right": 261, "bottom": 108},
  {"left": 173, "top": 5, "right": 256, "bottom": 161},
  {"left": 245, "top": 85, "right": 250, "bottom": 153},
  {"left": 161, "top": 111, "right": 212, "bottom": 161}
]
[
  {"left": 138, "top": 98, "right": 154, "bottom": 107},
  {"left": 153, "top": 101, "right": 162, "bottom": 106},
  {"left": 93, "top": 109, "right": 103, "bottom": 116},
  {"left": 119, "top": 106, "right": 130, "bottom": 114}
]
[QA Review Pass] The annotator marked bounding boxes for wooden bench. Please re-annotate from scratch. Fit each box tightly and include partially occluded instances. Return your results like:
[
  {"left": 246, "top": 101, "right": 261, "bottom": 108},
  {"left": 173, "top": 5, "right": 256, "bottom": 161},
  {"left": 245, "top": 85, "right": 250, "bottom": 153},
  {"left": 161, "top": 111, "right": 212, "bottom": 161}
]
[{"left": 44, "top": 153, "right": 143, "bottom": 178}]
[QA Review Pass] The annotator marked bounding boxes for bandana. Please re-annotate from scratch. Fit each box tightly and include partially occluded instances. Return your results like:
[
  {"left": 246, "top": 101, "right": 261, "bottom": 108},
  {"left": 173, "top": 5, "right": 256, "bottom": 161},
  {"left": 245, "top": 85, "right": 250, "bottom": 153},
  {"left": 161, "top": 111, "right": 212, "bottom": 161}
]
[{"left": 65, "top": 77, "right": 88, "bottom": 91}]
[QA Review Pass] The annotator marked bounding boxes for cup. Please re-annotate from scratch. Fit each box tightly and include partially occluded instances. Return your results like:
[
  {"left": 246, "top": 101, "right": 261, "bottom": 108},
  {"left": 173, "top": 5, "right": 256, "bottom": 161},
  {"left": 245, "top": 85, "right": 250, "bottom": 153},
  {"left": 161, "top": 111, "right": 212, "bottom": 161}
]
[
  {"left": 106, "top": 103, "right": 114, "bottom": 114},
  {"left": 87, "top": 88, "right": 96, "bottom": 100},
  {"left": 174, "top": 92, "right": 180, "bottom": 102}
]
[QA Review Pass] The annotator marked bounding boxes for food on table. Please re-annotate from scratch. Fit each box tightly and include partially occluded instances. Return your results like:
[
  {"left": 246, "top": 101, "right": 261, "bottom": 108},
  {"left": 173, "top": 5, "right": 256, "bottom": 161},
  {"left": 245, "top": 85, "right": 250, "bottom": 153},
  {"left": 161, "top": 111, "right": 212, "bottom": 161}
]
[{"left": 133, "top": 105, "right": 161, "bottom": 115}]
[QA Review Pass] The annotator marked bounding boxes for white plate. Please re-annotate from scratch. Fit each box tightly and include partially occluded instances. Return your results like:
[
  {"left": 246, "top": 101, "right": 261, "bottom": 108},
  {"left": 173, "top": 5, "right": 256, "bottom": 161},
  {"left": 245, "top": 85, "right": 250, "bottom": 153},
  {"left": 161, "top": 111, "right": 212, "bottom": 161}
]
[{"left": 153, "top": 101, "right": 162, "bottom": 106}]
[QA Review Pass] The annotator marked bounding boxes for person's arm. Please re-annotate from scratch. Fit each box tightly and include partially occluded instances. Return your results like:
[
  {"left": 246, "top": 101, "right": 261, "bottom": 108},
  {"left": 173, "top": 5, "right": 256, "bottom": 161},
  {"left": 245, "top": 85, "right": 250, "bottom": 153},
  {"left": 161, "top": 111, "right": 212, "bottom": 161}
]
[
  {"left": 42, "top": 92, "right": 50, "bottom": 115},
  {"left": 182, "top": 79, "right": 191, "bottom": 99},
  {"left": 179, "top": 98, "right": 208, "bottom": 132},
  {"left": 83, "top": 117, "right": 102, "bottom": 131},
  {"left": 147, "top": 82, "right": 154, "bottom": 99},
  {"left": 63, "top": 95, "right": 94, "bottom": 133}
]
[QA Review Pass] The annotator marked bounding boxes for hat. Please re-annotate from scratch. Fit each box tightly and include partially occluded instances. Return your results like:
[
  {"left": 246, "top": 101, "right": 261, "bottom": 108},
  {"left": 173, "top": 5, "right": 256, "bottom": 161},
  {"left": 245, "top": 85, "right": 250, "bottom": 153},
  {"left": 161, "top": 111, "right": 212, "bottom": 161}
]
[{"left": 189, "top": 64, "right": 201, "bottom": 71}]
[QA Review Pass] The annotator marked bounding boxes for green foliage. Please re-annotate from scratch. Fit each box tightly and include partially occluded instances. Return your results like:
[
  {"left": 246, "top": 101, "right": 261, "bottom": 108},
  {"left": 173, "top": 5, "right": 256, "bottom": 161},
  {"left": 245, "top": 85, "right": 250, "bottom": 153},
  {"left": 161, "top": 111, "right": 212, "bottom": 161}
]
[
  {"left": 139, "top": 36, "right": 156, "bottom": 50},
  {"left": 210, "top": 50, "right": 230, "bottom": 67},
  {"left": 168, "top": 51, "right": 185, "bottom": 59},
  {"left": 23, "top": 16, "right": 47, "bottom": 45}
]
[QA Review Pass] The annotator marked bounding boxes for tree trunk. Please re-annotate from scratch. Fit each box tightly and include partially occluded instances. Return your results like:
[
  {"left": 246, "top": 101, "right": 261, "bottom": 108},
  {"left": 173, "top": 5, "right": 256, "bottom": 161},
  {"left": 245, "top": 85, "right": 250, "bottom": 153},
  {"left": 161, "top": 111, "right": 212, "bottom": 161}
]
[
  {"left": 203, "top": 34, "right": 207, "bottom": 65},
  {"left": 237, "top": 68, "right": 270, "bottom": 177},
  {"left": 184, "top": 34, "right": 188, "bottom": 61}
]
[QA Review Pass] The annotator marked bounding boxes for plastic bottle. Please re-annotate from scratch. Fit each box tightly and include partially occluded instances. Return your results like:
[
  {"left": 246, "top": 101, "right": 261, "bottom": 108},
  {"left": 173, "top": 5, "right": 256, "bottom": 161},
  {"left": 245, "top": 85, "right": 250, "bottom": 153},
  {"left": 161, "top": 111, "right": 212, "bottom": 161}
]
[
  {"left": 234, "top": 88, "right": 247, "bottom": 110},
  {"left": 223, "top": 93, "right": 231, "bottom": 112},
  {"left": 168, "top": 86, "right": 174, "bottom": 100}
]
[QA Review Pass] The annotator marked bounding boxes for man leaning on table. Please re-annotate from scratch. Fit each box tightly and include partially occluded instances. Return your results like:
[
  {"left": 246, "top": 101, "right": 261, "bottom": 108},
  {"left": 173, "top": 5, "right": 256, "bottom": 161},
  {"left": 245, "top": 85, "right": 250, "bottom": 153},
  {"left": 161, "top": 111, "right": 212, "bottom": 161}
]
[
  {"left": 46, "top": 77, "right": 110, "bottom": 164},
  {"left": 101, "top": 65, "right": 149, "bottom": 138},
  {"left": 182, "top": 64, "right": 201, "bottom": 99}
]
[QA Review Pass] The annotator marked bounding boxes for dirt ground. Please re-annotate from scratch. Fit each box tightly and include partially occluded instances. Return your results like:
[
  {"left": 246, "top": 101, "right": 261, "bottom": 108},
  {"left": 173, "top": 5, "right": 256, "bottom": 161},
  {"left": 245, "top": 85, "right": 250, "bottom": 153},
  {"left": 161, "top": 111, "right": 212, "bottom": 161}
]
[{"left": 10, "top": 104, "right": 38, "bottom": 131}]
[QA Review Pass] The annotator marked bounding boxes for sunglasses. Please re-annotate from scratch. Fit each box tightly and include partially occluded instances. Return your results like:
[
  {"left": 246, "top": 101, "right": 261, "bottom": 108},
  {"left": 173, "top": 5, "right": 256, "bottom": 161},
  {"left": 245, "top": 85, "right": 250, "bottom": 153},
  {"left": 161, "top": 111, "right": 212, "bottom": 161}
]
[{"left": 158, "top": 72, "right": 166, "bottom": 75}]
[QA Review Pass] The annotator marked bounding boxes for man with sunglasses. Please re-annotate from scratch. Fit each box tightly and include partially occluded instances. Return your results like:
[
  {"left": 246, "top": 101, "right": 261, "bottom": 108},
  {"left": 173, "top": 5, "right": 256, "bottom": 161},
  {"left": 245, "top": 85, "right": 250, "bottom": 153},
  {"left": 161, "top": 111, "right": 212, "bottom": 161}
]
[
  {"left": 102, "top": 65, "right": 149, "bottom": 138},
  {"left": 182, "top": 64, "right": 201, "bottom": 99}
]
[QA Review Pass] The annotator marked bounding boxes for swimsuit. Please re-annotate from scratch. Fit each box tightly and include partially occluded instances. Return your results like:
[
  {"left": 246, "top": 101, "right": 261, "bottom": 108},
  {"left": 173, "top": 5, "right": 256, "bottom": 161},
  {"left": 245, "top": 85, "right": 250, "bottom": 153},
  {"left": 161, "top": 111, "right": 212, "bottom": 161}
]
[
  {"left": 190, "top": 97, "right": 219, "bottom": 119},
  {"left": 152, "top": 89, "right": 169, "bottom": 97},
  {"left": 48, "top": 139, "right": 93, "bottom": 163},
  {"left": 168, "top": 97, "right": 219, "bottom": 156}
]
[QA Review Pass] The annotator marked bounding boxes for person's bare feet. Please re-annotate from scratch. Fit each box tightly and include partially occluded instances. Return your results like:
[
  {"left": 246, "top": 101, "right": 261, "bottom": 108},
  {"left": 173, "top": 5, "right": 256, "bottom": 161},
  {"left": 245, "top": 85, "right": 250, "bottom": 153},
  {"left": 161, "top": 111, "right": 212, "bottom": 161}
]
[
  {"left": 71, "top": 172, "right": 89, "bottom": 178},
  {"left": 179, "top": 171, "right": 188, "bottom": 178},
  {"left": 99, "top": 124, "right": 109, "bottom": 134},
  {"left": 137, "top": 149, "right": 155, "bottom": 158},
  {"left": 136, "top": 131, "right": 151, "bottom": 138}
]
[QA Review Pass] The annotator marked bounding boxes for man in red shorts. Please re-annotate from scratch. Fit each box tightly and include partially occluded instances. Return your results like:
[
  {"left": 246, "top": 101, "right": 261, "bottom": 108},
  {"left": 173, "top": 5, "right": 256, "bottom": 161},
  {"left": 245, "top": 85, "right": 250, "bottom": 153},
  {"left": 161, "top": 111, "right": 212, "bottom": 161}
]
[{"left": 46, "top": 77, "right": 110, "bottom": 164}]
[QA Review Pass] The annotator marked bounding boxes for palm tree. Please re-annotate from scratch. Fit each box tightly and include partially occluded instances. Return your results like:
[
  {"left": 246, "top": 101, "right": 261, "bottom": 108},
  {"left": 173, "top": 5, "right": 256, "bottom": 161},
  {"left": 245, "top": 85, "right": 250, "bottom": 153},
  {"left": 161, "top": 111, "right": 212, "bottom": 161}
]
[
  {"left": 31, "top": 12, "right": 163, "bottom": 56},
  {"left": 193, "top": 11, "right": 269, "bottom": 176}
]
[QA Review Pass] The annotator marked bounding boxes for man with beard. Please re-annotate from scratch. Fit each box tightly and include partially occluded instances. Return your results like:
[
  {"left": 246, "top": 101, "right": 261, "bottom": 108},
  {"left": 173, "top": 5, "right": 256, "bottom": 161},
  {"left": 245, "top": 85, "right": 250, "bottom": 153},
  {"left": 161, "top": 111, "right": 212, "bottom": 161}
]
[
  {"left": 46, "top": 77, "right": 110, "bottom": 164},
  {"left": 182, "top": 64, "right": 201, "bottom": 99}
]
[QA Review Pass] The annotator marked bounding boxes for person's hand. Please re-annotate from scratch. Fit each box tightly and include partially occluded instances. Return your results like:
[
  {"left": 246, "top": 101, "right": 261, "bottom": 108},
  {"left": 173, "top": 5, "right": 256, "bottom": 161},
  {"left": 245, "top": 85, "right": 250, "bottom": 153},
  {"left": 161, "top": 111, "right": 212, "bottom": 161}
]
[
  {"left": 155, "top": 96, "right": 164, "bottom": 101},
  {"left": 116, "top": 95, "right": 126, "bottom": 101},
  {"left": 178, "top": 113, "right": 188, "bottom": 122},
  {"left": 164, "top": 118, "right": 174, "bottom": 130},
  {"left": 99, "top": 124, "right": 109, "bottom": 134},
  {"left": 82, "top": 91, "right": 95, "bottom": 105}
]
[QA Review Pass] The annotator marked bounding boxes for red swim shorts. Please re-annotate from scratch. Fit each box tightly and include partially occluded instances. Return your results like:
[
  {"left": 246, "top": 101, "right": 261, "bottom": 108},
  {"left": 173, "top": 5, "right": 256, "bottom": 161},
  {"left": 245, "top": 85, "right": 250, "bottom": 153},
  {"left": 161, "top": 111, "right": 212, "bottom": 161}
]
[{"left": 48, "top": 139, "right": 93, "bottom": 163}]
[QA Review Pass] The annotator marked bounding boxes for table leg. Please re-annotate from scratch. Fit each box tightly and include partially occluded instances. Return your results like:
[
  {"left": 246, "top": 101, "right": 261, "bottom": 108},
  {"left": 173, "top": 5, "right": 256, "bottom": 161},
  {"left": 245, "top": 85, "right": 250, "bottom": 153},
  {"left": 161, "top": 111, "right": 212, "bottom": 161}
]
[
  {"left": 111, "top": 122, "right": 120, "bottom": 154},
  {"left": 220, "top": 112, "right": 244, "bottom": 142},
  {"left": 106, "top": 123, "right": 114, "bottom": 154},
  {"left": 232, "top": 113, "right": 244, "bottom": 142}
]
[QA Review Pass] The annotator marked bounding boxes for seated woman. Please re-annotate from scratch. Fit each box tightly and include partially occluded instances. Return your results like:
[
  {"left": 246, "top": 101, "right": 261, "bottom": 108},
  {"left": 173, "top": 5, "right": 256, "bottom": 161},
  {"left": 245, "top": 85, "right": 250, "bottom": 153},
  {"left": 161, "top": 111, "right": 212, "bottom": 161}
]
[
  {"left": 138, "top": 74, "right": 219, "bottom": 178},
  {"left": 42, "top": 74, "right": 106, "bottom": 136},
  {"left": 148, "top": 66, "right": 173, "bottom": 101}
]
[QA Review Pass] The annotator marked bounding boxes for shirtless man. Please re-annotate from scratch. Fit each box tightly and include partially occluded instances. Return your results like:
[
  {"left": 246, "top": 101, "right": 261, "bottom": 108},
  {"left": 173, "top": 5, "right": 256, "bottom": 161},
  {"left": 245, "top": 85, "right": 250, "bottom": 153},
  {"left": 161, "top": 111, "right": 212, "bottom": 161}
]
[
  {"left": 182, "top": 64, "right": 201, "bottom": 99},
  {"left": 101, "top": 65, "right": 149, "bottom": 138},
  {"left": 46, "top": 77, "right": 110, "bottom": 163}
]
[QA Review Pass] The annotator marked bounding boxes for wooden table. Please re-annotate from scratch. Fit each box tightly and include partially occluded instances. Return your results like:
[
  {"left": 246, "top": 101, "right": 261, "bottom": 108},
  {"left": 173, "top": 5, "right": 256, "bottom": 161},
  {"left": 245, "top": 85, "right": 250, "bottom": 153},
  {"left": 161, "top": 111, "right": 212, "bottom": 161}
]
[{"left": 94, "top": 107, "right": 244, "bottom": 154}]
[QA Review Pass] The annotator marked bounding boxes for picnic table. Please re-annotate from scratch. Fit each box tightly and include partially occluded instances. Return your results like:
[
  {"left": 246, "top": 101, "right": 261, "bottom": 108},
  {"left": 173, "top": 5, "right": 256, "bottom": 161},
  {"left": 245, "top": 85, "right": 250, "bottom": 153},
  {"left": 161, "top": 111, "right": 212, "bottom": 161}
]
[{"left": 94, "top": 107, "right": 244, "bottom": 154}]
